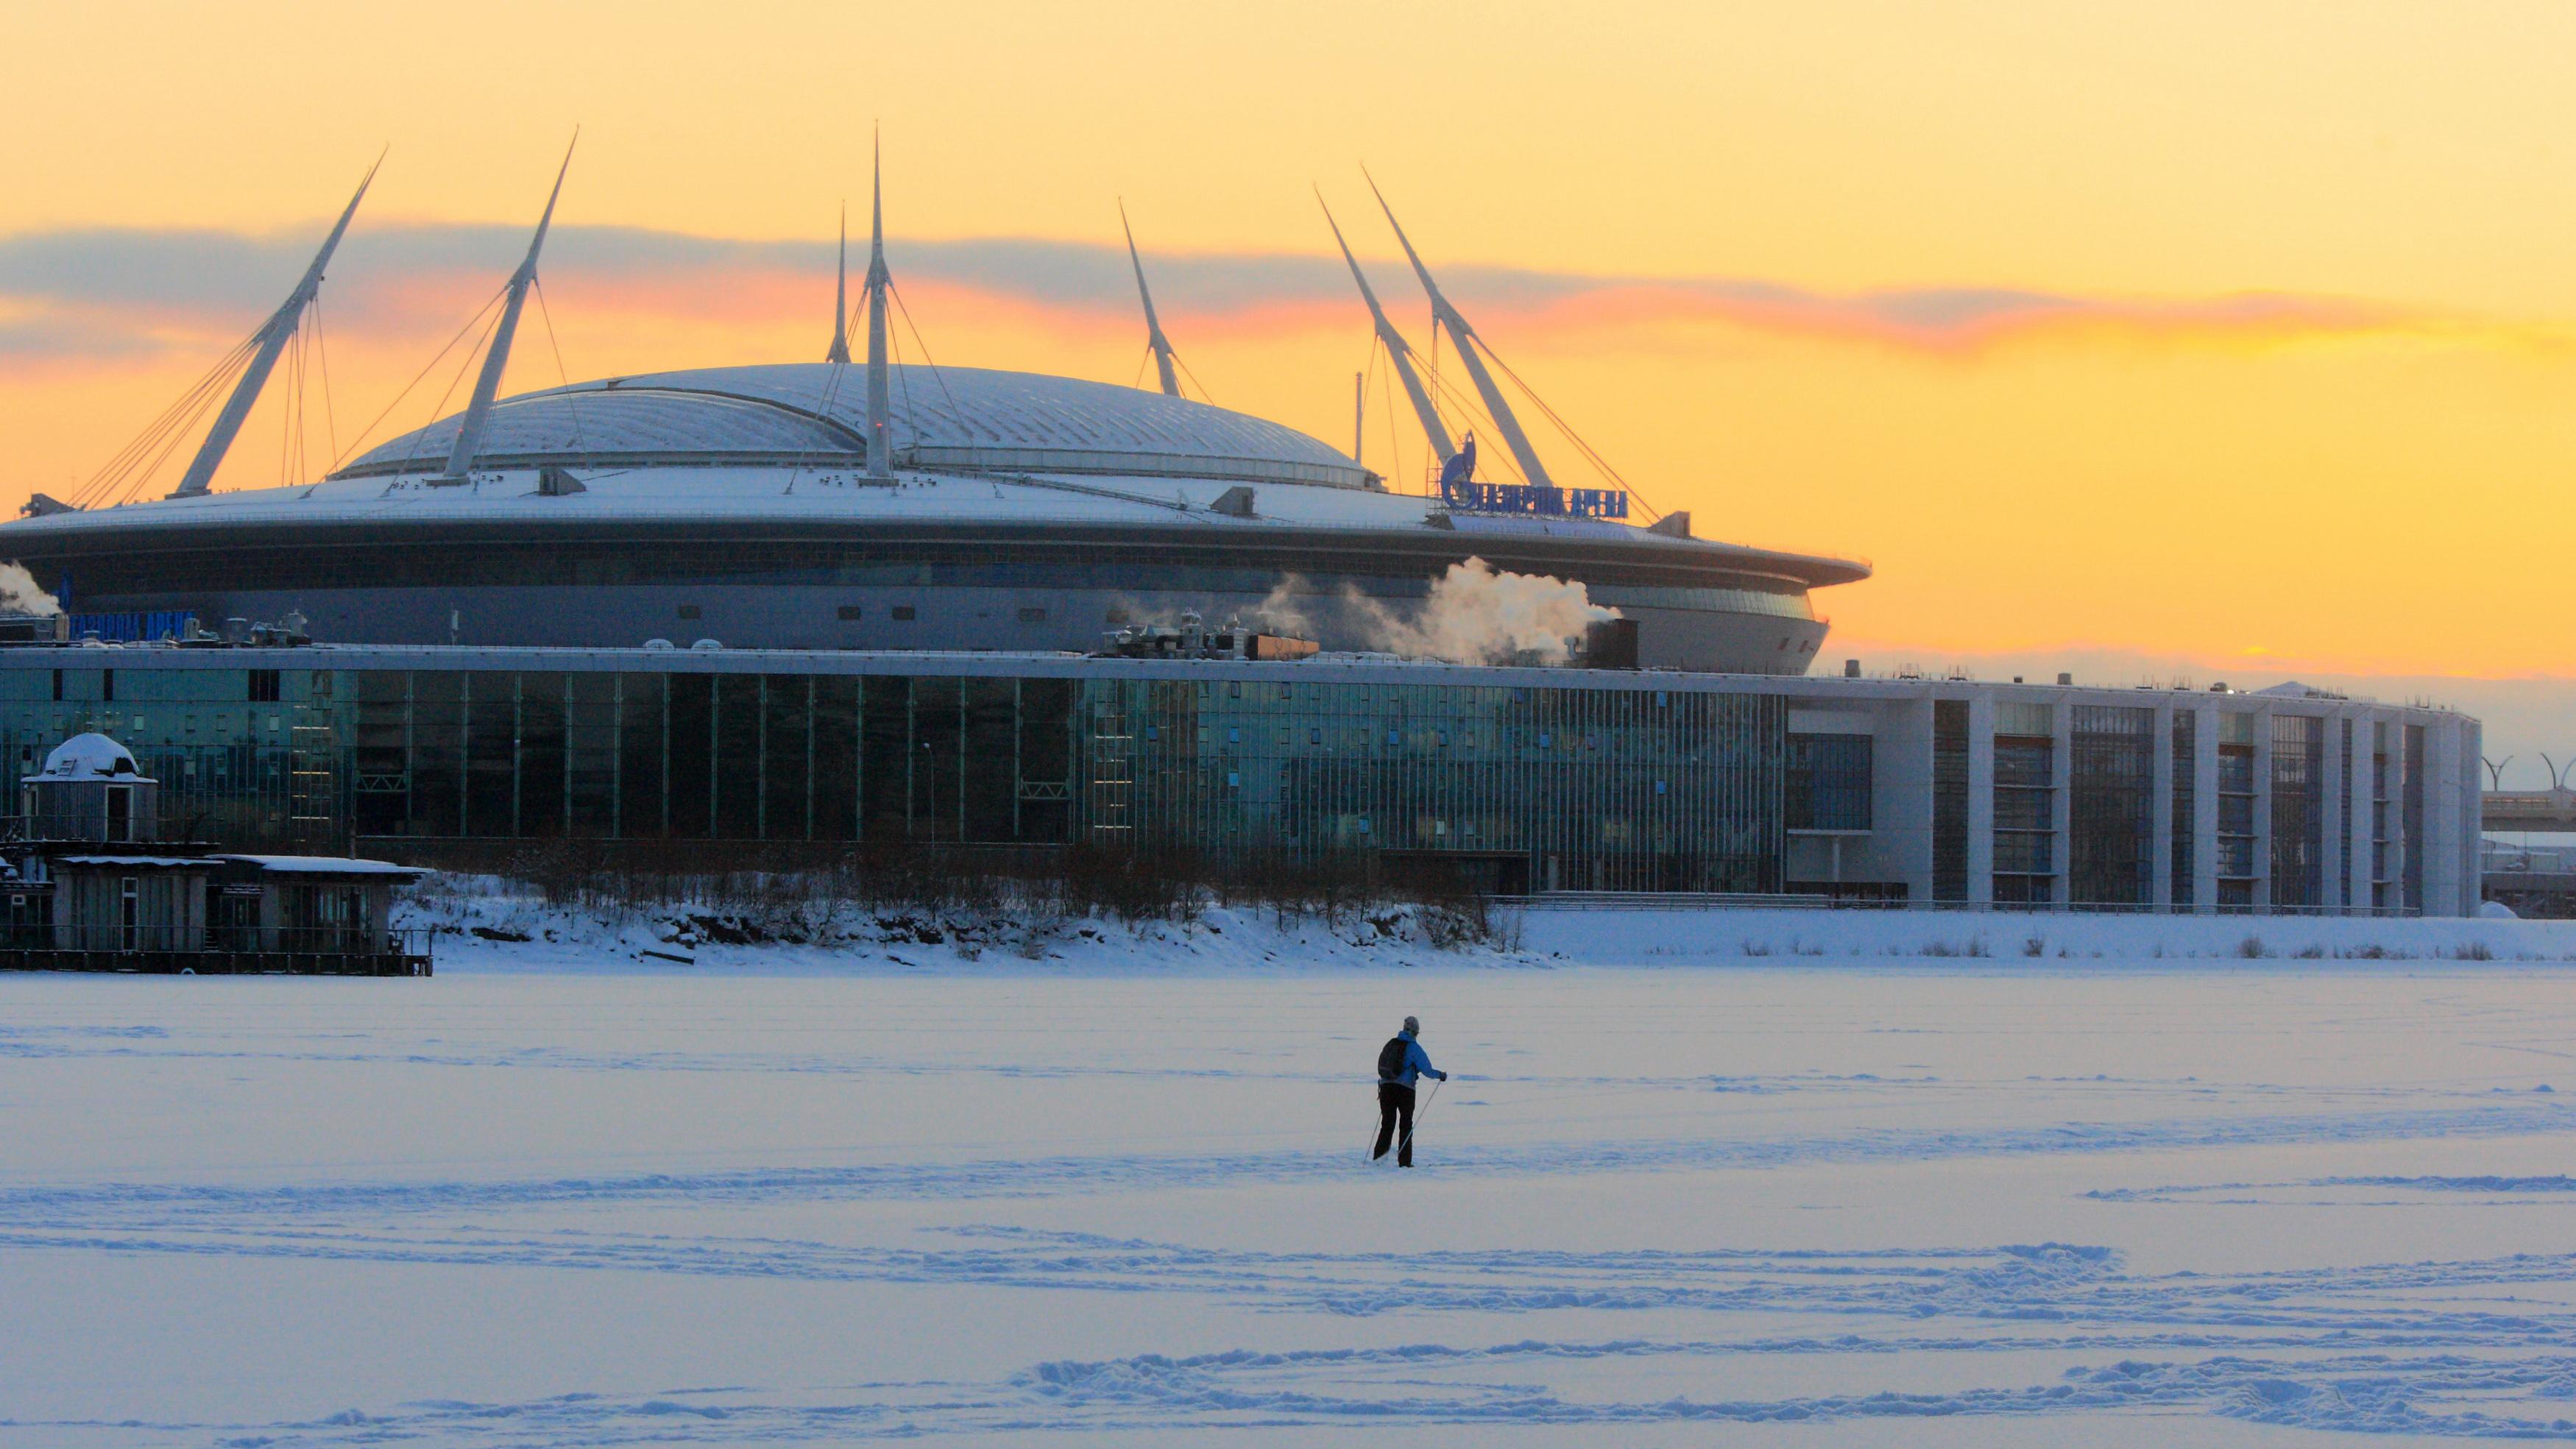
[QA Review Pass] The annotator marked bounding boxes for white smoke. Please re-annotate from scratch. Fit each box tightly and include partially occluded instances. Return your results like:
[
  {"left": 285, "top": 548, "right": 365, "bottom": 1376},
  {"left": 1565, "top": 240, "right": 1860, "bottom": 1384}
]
[
  {"left": 1253, "top": 558, "right": 1620, "bottom": 664},
  {"left": 1250, "top": 574, "right": 1325, "bottom": 640},
  {"left": 1373, "top": 557, "right": 1619, "bottom": 664},
  {"left": 0, "top": 563, "right": 61, "bottom": 616}
]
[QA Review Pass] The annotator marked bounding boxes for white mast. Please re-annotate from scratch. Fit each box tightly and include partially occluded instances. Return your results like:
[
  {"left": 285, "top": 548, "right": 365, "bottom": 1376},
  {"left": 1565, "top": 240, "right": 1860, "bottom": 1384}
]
[
  {"left": 1366, "top": 172, "right": 1554, "bottom": 490},
  {"left": 1317, "top": 191, "right": 1454, "bottom": 464},
  {"left": 170, "top": 155, "right": 381, "bottom": 499},
  {"left": 864, "top": 130, "right": 893, "bottom": 479},
  {"left": 1120, "top": 201, "right": 1181, "bottom": 398},
  {"left": 440, "top": 135, "right": 576, "bottom": 483},
  {"left": 825, "top": 203, "right": 851, "bottom": 365}
]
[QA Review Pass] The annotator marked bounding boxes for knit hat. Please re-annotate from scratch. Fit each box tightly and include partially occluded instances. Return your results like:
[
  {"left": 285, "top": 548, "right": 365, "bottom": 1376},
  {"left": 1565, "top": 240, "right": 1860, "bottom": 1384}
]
[{"left": 1403, "top": 1016, "right": 1420, "bottom": 1034}]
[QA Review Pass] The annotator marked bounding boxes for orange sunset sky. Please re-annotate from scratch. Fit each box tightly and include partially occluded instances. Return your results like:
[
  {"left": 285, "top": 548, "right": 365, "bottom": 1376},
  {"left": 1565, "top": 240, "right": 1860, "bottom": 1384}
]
[{"left": 2, "top": 1, "right": 2571, "bottom": 771}]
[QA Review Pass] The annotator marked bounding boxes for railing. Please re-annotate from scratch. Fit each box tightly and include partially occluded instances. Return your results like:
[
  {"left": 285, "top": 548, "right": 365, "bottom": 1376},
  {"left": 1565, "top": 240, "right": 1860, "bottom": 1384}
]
[
  {"left": 0, "top": 925, "right": 433, "bottom": 976},
  {"left": 2485, "top": 847, "right": 2576, "bottom": 877},
  {"left": 26, "top": 924, "right": 426, "bottom": 953},
  {"left": 2484, "top": 790, "right": 2576, "bottom": 831},
  {"left": 0, "top": 813, "right": 178, "bottom": 846},
  {"left": 1489, "top": 892, "right": 2424, "bottom": 918}
]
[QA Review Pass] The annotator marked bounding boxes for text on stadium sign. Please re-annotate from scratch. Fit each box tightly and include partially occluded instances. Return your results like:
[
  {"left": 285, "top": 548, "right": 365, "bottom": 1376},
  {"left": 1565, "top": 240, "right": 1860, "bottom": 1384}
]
[{"left": 1440, "top": 479, "right": 1630, "bottom": 520}]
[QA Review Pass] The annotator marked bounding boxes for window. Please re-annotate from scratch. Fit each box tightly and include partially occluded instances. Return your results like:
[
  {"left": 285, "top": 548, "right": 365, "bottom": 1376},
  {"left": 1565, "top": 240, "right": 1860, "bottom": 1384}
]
[
  {"left": 2069, "top": 706, "right": 2152, "bottom": 907},
  {"left": 892, "top": 606, "right": 917, "bottom": 622},
  {"left": 247, "top": 670, "right": 280, "bottom": 703},
  {"left": 837, "top": 605, "right": 862, "bottom": 621},
  {"left": 1932, "top": 700, "right": 1970, "bottom": 901},
  {"left": 1787, "top": 734, "right": 1872, "bottom": 831},
  {"left": 102, "top": 670, "right": 113, "bottom": 703},
  {"left": 1017, "top": 606, "right": 1047, "bottom": 623},
  {"left": 676, "top": 605, "right": 701, "bottom": 620}
]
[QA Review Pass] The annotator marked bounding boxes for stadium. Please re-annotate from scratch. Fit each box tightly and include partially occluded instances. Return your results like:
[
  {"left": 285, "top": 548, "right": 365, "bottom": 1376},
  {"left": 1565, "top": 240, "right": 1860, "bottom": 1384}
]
[
  {"left": 0, "top": 155, "right": 2485, "bottom": 913},
  {"left": 1, "top": 361, "right": 1863, "bottom": 671},
  {"left": 0, "top": 154, "right": 1864, "bottom": 675}
]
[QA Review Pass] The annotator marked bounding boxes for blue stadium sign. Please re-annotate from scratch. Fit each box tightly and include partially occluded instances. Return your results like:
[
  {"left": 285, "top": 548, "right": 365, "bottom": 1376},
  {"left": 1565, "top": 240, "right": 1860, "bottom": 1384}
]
[{"left": 1440, "top": 478, "right": 1629, "bottom": 520}]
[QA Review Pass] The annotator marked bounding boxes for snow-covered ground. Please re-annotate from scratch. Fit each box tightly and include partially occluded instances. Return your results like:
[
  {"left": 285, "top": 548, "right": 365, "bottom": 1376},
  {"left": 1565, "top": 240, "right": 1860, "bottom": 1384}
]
[{"left": 6, "top": 903, "right": 2576, "bottom": 1445}]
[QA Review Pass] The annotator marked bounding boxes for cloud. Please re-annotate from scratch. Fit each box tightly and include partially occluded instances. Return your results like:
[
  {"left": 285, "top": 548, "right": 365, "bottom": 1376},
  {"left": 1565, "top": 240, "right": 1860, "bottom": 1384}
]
[{"left": 0, "top": 219, "right": 2452, "bottom": 367}]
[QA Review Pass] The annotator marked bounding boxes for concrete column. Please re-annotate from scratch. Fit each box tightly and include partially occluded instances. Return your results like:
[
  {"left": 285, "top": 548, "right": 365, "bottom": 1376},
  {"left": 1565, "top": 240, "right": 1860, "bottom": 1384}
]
[
  {"left": 2347, "top": 712, "right": 2376, "bottom": 913},
  {"left": 1967, "top": 693, "right": 1995, "bottom": 907},
  {"left": 2050, "top": 700, "right": 2073, "bottom": 906},
  {"left": 2192, "top": 702, "right": 2220, "bottom": 913},
  {"left": 2151, "top": 702, "right": 2175, "bottom": 909},
  {"left": 2459, "top": 717, "right": 2485, "bottom": 917},
  {"left": 2388, "top": 719, "right": 2411, "bottom": 915},
  {"left": 2425, "top": 717, "right": 2466, "bottom": 917},
  {"left": 1882, "top": 695, "right": 1936, "bottom": 905},
  {"left": 2251, "top": 708, "right": 2274, "bottom": 912},
  {"left": 2319, "top": 712, "right": 2344, "bottom": 913}
]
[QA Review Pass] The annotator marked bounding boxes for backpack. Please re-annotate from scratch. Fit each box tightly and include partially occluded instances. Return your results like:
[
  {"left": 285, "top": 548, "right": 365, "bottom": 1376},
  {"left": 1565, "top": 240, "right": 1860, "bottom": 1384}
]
[{"left": 1376, "top": 1035, "right": 1411, "bottom": 1083}]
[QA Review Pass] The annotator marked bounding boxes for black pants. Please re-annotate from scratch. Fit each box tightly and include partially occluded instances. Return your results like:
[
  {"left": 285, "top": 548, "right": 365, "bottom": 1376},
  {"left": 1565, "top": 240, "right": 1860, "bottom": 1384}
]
[{"left": 1373, "top": 1083, "right": 1417, "bottom": 1166}]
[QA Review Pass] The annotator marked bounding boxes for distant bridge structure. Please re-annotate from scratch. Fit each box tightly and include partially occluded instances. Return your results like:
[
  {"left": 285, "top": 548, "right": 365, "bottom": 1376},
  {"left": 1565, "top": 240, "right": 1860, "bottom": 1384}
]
[{"left": 2484, "top": 789, "right": 2576, "bottom": 834}]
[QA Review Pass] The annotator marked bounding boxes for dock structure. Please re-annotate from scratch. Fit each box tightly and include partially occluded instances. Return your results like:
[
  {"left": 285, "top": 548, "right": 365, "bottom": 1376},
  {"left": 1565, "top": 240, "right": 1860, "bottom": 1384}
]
[{"left": 0, "top": 733, "right": 431, "bottom": 976}]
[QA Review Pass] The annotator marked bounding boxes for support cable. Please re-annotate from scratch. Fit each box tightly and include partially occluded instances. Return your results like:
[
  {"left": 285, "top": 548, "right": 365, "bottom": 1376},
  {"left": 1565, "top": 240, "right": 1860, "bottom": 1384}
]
[
  {"left": 887, "top": 280, "right": 960, "bottom": 424},
  {"left": 74, "top": 336, "right": 258, "bottom": 508},
  {"left": 410, "top": 302, "right": 509, "bottom": 472},
  {"left": 531, "top": 275, "right": 588, "bottom": 458},
  {"left": 311, "top": 296, "right": 340, "bottom": 465},
  {"left": 279, "top": 316, "right": 298, "bottom": 488},
  {"left": 331, "top": 286, "right": 509, "bottom": 475},
  {"left": 1471, "top": 338, "right": 1664, "bottom": 521},
  {"left": 1173, "top": 355, "right": 1214, "bottom": 408}
]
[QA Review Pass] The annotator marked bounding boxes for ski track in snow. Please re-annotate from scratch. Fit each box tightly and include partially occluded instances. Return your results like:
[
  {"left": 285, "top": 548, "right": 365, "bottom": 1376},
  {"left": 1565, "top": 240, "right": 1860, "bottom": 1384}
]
[
  {"left": 0, "top": 1099, "right": 2564, "bottom": 1218},
  {"left": 14, "top": 949, "right": 2576, "bottom": 1443}
]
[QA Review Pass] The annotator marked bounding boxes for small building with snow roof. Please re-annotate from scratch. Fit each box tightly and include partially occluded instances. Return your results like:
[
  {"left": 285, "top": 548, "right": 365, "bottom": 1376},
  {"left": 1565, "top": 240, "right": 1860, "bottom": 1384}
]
[{"left": 20, "top": 732, "right": 158, "bottom": 844}]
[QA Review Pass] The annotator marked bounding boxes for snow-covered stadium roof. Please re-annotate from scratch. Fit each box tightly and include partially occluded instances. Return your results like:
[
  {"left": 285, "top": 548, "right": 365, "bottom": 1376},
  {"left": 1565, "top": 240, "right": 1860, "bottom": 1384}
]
[{"left": 338, "top": 364, "right": 1376, "bottom": 490}]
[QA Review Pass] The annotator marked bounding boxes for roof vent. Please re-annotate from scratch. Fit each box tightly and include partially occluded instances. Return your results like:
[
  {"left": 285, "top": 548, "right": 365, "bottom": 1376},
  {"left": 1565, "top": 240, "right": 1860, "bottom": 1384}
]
[
  {"left": 1209, "top": 486, "right": 1256, "bottom": 517},
  {"left": 1647, "top": 511, "right": 1692, "bottom": 539}
]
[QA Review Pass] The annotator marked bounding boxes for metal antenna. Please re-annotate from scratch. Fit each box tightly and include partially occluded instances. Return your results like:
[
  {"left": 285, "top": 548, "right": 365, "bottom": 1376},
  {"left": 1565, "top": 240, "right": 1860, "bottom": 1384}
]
[
  {"left": 1120, "top": 201, "right": 1181, "bottom": 397},
  {"left": 827, "top": 203, "right": 851, "bottom": 364},
  {"left": 1365, "top": 169, "right": 1554, "bottom": 490},
  {"left": 441, "top": 132, "right": 577, "bottom": 482},
  {"left": 171, "top": 152, "right": 383, "bottom": 498},
  {"left": 1317, "top": 188, "right": 1453, "bottom": 465}
]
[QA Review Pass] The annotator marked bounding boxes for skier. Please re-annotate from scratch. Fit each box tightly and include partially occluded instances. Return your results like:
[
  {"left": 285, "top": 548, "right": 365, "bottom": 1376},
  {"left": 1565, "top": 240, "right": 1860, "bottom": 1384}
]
[{"left": 1372, "top": 1015, "right": 1448, "bottom": 1166}]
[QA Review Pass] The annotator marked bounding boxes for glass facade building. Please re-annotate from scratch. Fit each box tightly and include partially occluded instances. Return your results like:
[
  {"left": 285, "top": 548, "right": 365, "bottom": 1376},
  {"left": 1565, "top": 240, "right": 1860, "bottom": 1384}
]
[
  {"left": 4, "top": 657, "right": 1786, "bottom": 895},
  {"left": 0, "top": 650, "right": 2478, "bottom": 915}
]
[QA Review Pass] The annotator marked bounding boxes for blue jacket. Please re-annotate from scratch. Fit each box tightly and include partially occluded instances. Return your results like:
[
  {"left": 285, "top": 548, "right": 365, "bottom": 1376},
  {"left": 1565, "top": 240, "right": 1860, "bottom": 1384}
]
[{"left": 1384, "top": 1030, "right": 1446, "bottom": 1087}]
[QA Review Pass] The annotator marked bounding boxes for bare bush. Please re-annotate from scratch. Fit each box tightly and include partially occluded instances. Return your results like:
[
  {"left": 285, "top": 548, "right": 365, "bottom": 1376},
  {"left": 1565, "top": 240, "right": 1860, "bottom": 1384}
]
[{"left": 397, "top": 839, "right": 1513, "bottom": 952}]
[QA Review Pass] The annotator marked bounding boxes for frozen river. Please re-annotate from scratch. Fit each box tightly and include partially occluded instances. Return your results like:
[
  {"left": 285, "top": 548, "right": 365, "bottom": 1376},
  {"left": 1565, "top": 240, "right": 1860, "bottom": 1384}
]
[{"left": 7, "top": 923, "right": 2576, "bottom": 1444}]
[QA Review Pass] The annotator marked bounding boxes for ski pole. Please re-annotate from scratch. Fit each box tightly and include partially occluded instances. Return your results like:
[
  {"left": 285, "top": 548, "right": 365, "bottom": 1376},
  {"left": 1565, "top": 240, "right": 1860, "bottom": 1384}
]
[{"left": 1397, "top": 1078, "right": 1442, "bottom": 1158}]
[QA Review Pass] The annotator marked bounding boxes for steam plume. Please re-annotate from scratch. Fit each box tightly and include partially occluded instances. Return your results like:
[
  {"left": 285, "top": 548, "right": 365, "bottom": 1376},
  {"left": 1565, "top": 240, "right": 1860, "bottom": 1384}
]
[
  {"left": 0, "top": 563, "right": 61, "bottom": 616},
  {"left": 1253, "top": 557, "right": 1618, "bottom": 665}
]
